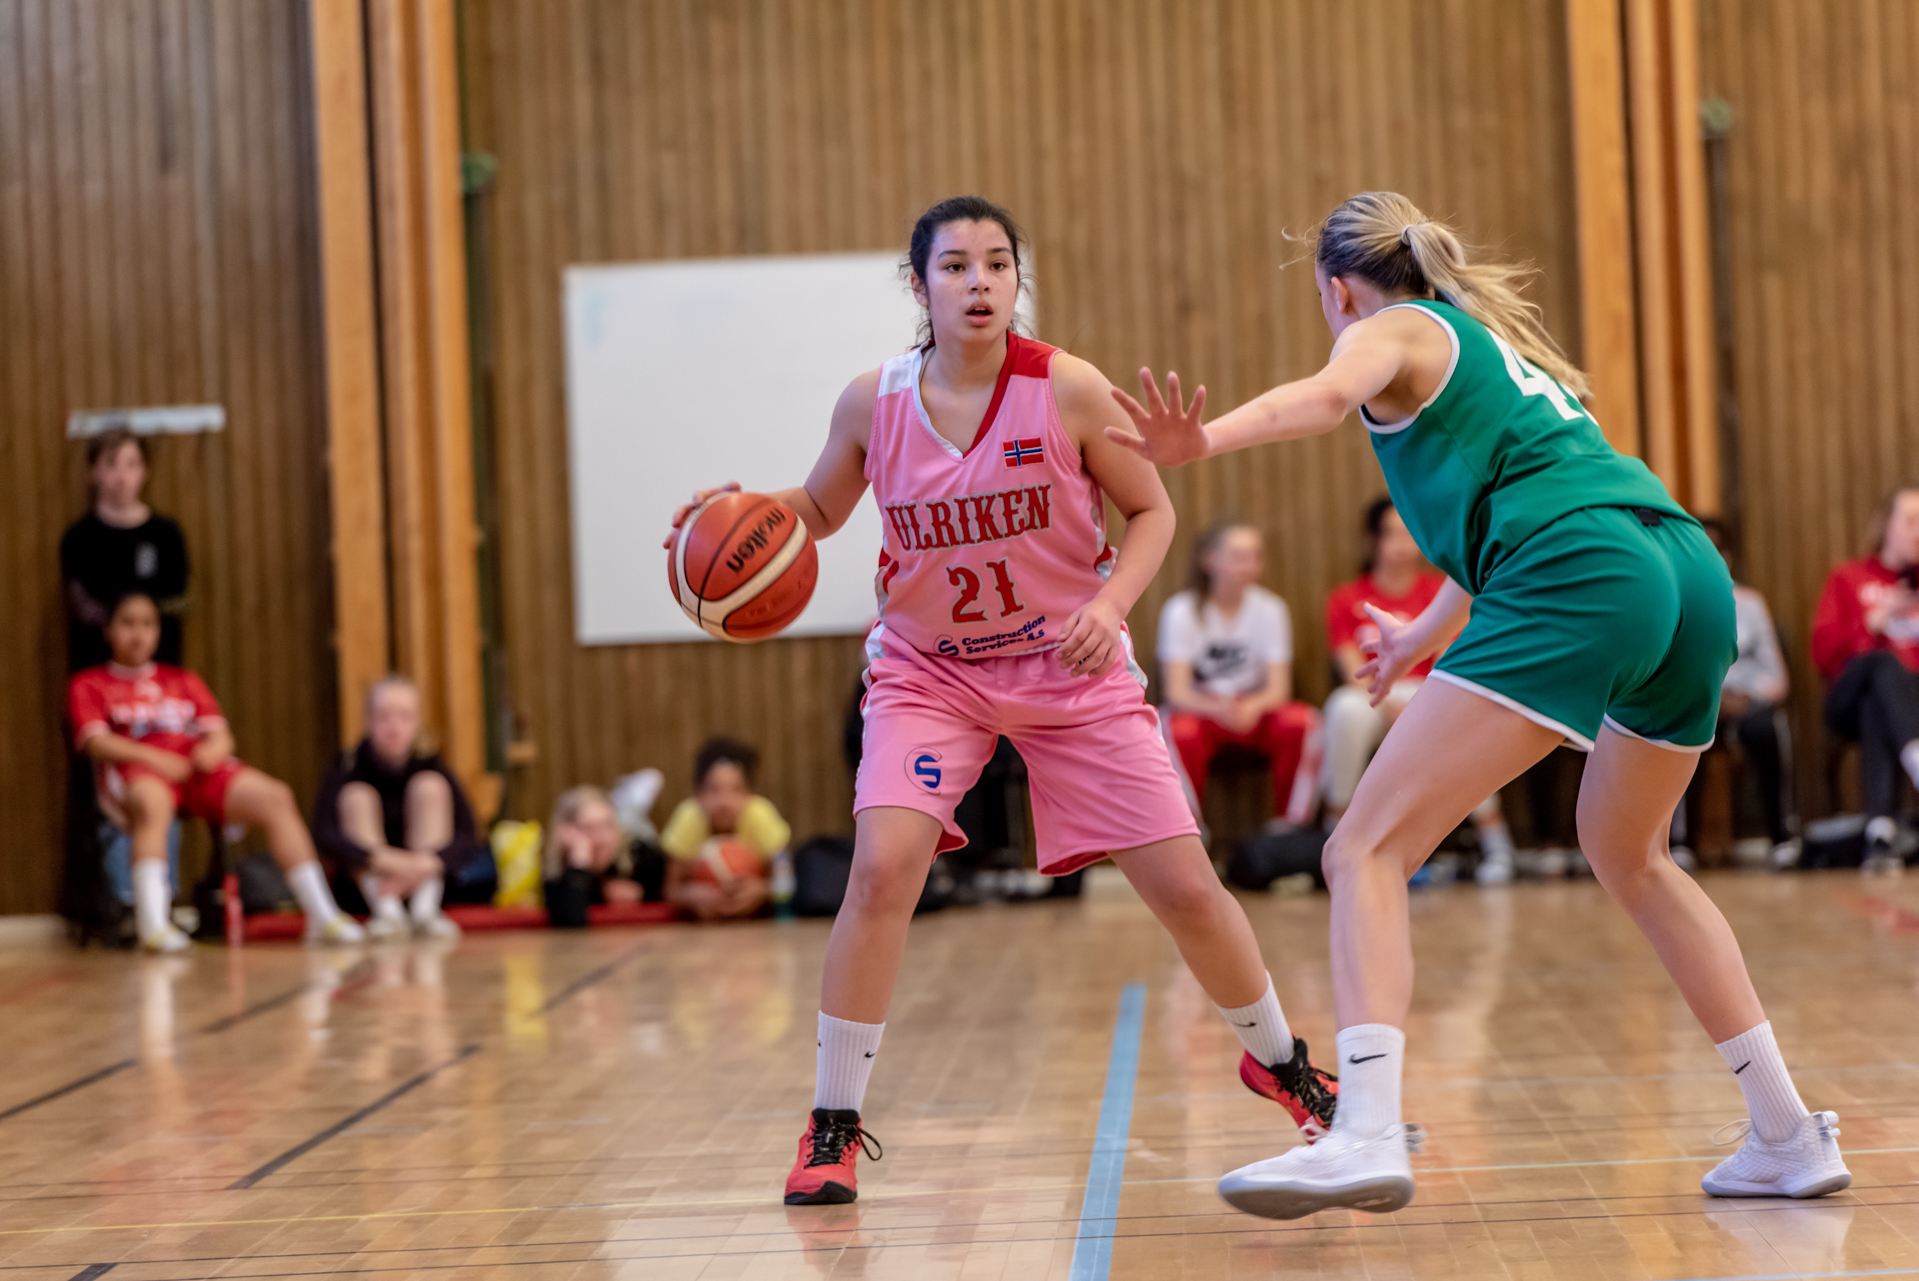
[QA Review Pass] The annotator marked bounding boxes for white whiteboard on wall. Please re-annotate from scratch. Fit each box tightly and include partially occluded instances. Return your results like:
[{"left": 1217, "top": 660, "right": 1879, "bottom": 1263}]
[{"left": 564, "top": 253, "right": 921, "bottom": 645}]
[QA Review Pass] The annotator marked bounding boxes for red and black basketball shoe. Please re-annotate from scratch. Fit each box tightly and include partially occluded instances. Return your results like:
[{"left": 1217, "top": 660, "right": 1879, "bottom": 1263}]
[
  {"left": 1241, "top": 1037, "right": 1339, "bottom": 1143},
  {"left": 784, "top": 1108, "right": 883, "bottom": 1205}
]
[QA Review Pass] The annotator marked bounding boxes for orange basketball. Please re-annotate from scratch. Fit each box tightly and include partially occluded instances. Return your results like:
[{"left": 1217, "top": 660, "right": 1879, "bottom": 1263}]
[
  {"left": 690, "top": 837, "right": 765, "bottom": 887},
  {"left": 668, "top": 491, "right": 818, "bottom": 641}
]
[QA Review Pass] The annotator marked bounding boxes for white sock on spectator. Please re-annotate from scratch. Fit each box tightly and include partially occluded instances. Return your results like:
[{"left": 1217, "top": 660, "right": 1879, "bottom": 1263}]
[
  {"left": 282, "top": 861, "right": 342, "bottom": 925},
  {"left": 356, "top": 873, "right": 404, "bottom": 922},
  {"left": 1716, "top": 1021, "right": 1811, "bottom": 1143},
  {"left": 1478, "top": 817, "right": 1516, "bottom": 865},
  {"left": 1901, "top": 741, "right": 1919, "bottom": 791},
  {"left": 132, "top": 858, "right": 171, "bottom": 940},
  {"left": 409, "top": 877, "right": 444, "bottom": 922},
  {"left": 815, "top": 1012, "right": 885, "bottom": 1112},
  {"left": 1216, "top": 975, "right": 1295, "bottom": 1067}
]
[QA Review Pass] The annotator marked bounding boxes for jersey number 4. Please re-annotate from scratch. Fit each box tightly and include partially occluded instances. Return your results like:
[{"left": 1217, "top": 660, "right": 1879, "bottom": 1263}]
[
  {"left": 948, "top": 561, "right": 1025, "bottom": 623},
  {"left": 1491, "top": 333, "right": 1586, "bottom": 423}
]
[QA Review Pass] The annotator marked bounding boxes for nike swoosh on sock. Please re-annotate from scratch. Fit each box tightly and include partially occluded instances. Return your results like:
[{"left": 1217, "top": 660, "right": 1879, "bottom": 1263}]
[
  {"left": 1349, "top": 1053, "right": 1388, "bottom": 1064},
  {"left": 1734, "top": 1060, "right": 1751, "bottom": 1074},
  {"left": 1233, "top": 1020, "right": 1257, "bottom": 1028}
]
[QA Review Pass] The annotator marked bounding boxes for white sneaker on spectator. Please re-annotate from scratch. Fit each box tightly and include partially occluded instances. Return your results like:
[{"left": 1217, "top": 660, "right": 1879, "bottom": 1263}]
[
  {"left": 1475, "top": 854, "right": 1513, "bottom": 885},
  {"left": 413, "top": 913, "right": 462, "bottom": 941},
  {"left": 362, "top": 914, "right": 409, "bottom": 942},
  {"left": 1702, "top": 1112, "right": 1851, "bottom": 1199},
  {"left": 305, "top": 915, "right": 368, "bottom": 946},
  {"left": 1670, "top": 845, "right": 1699, "bottom": 872},
  {"left": 140, "top": 925, "right": 193, "bottom": 955},
  {"left": 1770, "top": 839, "right": 1802, "bottom": 870}
]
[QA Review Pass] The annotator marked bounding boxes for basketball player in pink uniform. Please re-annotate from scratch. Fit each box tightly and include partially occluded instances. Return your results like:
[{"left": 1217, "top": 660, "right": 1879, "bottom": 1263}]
[{"left": 667, "top": 196, "right": 1336, "bottom": 1206}]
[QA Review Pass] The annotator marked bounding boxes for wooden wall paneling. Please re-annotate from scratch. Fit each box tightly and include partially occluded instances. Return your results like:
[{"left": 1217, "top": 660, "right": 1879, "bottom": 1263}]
[
  {"left": 0, "top": 0, "right": 336, "bottom": 913},
  {"left": 309, "top": 0, "right": 391, "bottom": 748},
  {"left": 1625, "top": 0, "right": 1680, "bottom": 494},
  {"left": 459, "top": 0, "right": 1582, "bottom": 840},
  {"left": 1566, "top": 0, "right": 1643, "bottom": 454},
  {"left": 1666, "top": 0, "right": 1719, "bottom": 512},
  {"left": 1697, "top": 0, "right": 1919, "bottom": 817},
  {"left": 364, "top": 0, "right": 490, "bottom": 809}
]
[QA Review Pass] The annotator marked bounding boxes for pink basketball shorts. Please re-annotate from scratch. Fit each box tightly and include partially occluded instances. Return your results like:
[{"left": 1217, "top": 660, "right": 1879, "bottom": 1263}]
[{"left": 854, "top": 629, "right": 1199, "bottom": 874}]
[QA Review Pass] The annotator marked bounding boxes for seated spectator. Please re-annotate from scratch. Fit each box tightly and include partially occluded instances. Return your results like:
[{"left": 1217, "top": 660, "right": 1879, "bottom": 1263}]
[
  {"left": 311, "top": 676, "right": 478, "bottom": 940},
  {"left": 62, "top": 428, "right": 190, "bottom": 672},
  {"left": 1324, "top": 498, "right": 1517, "bottom": 881},
  {"left": 542, "top": 786, "right": 646, "bottom": 927},
  {"left": 1812, "top": 484, "right": 1919, "bottom": 873},
  {"left": 1158, "top": 522, "right": 1320, "bottom": 828},
  {"left": 1671, "top": 518, "right": 1795, "bottom": 865},
  {"left": 660, "top": 738, "right": 788, "bottom": 920},
  {"left": 68, "top": 593, "right": 363, "bottom": 952}
]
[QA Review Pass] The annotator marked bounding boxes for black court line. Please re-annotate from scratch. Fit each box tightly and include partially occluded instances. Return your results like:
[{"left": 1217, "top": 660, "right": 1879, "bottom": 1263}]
[
  {"left": 0, "top": 965, "right": 373, "bottom": 1126},
  {"left": 537, "top": 946, "right": 648, "bottom": 1012},
  {"left": 226, "top": 1045, "right": 482, "bottom": 1191},
  {"left": 64, "top": 1266, "right": 115, "bottom": 1281},
  {"left": 0, "top": 1062, "right": 137, "bottom": 1123}
]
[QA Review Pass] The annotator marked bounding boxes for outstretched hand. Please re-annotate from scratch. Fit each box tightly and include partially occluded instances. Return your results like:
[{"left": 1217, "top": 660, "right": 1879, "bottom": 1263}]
[
  {"left": 1354, "top": 603, "right": 1424, "bottom": 706},
  {"left": 662, "top": 481, "right": 741, "bottom": 550},
  {"left": 1103, "top": 368, "right": 1209, "bottom": 466}
]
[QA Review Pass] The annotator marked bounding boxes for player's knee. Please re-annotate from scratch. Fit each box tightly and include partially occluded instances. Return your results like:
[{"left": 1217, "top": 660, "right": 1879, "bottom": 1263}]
[
  {"left": 1320, "top": 826, "right": 1384, "bottom": 889},
  {"left": 844, "top": 850, "right": 926, "bottom": 917}
]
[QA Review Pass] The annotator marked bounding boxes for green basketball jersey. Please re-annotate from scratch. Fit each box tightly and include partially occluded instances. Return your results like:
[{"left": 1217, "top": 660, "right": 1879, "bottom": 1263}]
[{"left": 1362, "top": 300, "right": 1689, "bottom": 593}]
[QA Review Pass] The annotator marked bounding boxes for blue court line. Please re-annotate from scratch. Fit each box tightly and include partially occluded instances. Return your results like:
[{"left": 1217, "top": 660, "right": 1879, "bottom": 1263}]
[{"left": 1068, "top": 983, "right": 1146, "bottom": 1281}]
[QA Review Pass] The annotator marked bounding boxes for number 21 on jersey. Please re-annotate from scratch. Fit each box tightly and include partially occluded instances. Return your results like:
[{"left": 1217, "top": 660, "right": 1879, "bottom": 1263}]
[{"left": 947, "top": 561, "right": 1025, "bottom": 623}]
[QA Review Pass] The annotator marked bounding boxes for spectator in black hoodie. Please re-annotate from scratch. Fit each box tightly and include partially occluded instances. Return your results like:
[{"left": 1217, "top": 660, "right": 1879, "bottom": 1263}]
[{"left": 312, "top": 676, "right": 480, "bottom": 940}]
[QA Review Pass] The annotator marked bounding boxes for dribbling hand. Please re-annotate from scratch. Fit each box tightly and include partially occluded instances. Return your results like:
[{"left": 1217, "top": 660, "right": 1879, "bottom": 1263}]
[
  {"left": 1353, "top": 603, "right": 1422, "bottom": 707},
  {"left": 1103, "top": 368, "right": 1209, "bottom": 465},
  {"left": 1056, "top": 598, "right": 1122, "bottom": 679},
  {"left": 663, "top": 481, "right": 741, "bottom": 550}
]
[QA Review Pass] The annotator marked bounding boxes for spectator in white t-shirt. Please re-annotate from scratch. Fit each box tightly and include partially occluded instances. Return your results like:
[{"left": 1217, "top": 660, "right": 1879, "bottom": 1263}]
[{"left": 1157, "top": 522, "right": 1320, "bottom": 827}]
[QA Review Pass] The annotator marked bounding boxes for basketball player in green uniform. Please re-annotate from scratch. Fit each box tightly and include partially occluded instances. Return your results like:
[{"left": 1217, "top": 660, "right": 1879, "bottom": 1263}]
[{"left": 1109, "top": 192, "right": 1851, "bottom": 1218}]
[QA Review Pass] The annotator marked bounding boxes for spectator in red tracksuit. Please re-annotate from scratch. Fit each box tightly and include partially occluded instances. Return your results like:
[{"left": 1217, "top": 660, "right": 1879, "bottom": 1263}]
[
  {"left": 1158, "top": 522, "right": 1321, "bottom": 828},
  {"left": 1811, "top": 485, "right": 1919, "bottom": 871}
]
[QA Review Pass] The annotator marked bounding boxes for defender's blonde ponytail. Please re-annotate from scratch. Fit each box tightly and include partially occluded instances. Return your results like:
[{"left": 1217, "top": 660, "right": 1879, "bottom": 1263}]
[{"left": 1313, "top": 192, "right": 1590, "bottom": 400}]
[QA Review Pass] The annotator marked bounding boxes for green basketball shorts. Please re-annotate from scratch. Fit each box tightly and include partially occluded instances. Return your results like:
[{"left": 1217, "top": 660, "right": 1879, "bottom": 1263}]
[{"left": 1430, "top": 505, "right": 1736, "bottom": 751}]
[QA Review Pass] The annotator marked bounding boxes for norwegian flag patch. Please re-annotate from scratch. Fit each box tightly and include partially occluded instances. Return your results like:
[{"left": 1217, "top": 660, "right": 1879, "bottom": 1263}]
[{"left": 1002, "top": 437, "right": 1044, "bottom": 468}]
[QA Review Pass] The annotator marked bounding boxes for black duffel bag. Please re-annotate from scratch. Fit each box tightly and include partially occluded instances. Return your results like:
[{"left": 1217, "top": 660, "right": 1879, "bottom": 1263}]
[
  {"left": 792, "top": 835, "right": 954, "bottom": 916},
  {"left": 1226, "top": 825, "right": 1329, "bottom": 891}
]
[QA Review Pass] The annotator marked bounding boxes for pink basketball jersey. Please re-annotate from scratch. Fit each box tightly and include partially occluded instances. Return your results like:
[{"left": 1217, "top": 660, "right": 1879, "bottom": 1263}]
[{"left": 865, "top": 334, "right": 1116, "bottom": 661}]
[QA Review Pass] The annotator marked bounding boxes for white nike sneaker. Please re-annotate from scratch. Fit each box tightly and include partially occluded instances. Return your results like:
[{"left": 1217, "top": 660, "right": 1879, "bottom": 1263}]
[
  {"left": 304, "top": 914, "right": 368, "bottom": 946},
  {"left": 140, "top": 925, "right": 193, "bottom": 954},
  {"left": 363, "top": 914, "right": 410, "bottom": 942},
  {"left": 1702, "top": 1111, "right": 1851, "bottom": 1199},
  {"left": 1218, "top": 1122, "right": 1423, "bottom": 1219},
  {"left": 412, "top": 912, "right": 462, "bottom": 941}
]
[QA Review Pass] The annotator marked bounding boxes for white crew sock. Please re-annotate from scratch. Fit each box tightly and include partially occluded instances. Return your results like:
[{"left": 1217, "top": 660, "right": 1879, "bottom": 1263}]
[
  {"left": 357, "top": 873, "right": 404, "bottom": 922},
  {"left": 282, "top": 860, "right": 342, "bottom": 925},
  {"left": 1716, "top": 1021, "right": 1811, "bottom": 1143},
  {"left": 815, "top": 1012, "right": 886, "bottom": 1112},
  {"left": 1332, "top": 1024, "right": 1405, "bottom": 1138},
  {"left": 1901, "top": 741, "right": 1919, "bottom": 791},
  {"left": 1475, "top": 811, "right": 1515, "bottom": 865},
  {"left": 1216, "top": 975, "right": 1295, "bottom": 1067},
  {"left": 409, "top": 877, "right": 444, "bottom": 922},
  {"left": 132, "top": 858, "right": 173, "bottom": 940}
]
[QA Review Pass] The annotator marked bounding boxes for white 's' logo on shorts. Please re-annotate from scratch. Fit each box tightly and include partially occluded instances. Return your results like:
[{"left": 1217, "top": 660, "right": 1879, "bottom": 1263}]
[{"left": 906, "top": 747, "right": 942, "bottom": 791}]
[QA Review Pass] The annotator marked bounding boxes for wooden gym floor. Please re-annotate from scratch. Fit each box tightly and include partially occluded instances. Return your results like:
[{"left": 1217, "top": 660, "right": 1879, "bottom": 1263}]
[{"left": 0, "top": 870, "right": 1915, "bottom": 1280}]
